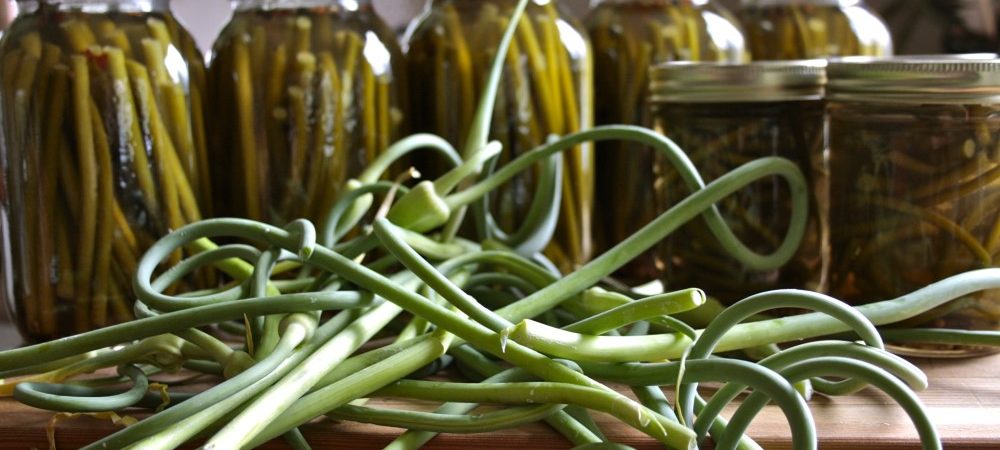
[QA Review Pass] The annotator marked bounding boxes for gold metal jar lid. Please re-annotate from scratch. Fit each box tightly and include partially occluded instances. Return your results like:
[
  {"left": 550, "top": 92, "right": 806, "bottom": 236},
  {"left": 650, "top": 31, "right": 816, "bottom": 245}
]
[
  {"left": 649, "top": 60, "right": 827, "bottom": 103},
  {"left": 743, "top": 0, "right": 847, "bottom": 6},
  {"left": 827, "top": 55, "right": 1000, "bottom": 104},
  {"left": 234, "top": 0, "right": 357, "bottom": 9}
]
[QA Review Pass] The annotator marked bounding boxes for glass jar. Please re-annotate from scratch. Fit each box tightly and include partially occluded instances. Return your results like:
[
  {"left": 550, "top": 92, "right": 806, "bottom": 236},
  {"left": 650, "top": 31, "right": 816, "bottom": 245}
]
[
  {"left": 586, "top": 0, "right": 747, "bottom": 283},
  {"left": 827, "top": 57, "right": 1000, "bottom": 356},
  {"left": 738, "top": 0, "right": 893, "bottom": 60},
  {"left": 650, "top": 61, "right": 828, "bottom": 304},
  {"left": 403, "top": 0, "right": 594, "bottom": 272},
  {"left": 208, "top": 0, "right": 405, "bottom": 225},
  {"left": 0, "top": 0, "right": 209, "bottom": 341}
]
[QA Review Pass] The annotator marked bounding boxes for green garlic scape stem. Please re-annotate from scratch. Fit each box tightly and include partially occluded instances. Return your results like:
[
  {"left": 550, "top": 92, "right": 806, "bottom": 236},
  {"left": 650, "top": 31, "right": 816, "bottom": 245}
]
[
  {"left": 14, "top": 364, "right": 148, "bottom": 413},
  {"left": 445, "top": 126, "right": 809, "bottom": 273},
  {"left": 203, "top": 300, "right": 410, "bottom": 449},
  {"left": 677, "top": 289, "right": 886, "bottom": 426},
  {"left": 0, "top": 291, "right": 368, "bottom": 373},
  {"left": 327, "top": 402, "right": 566, "bottom": 434},
  {"left": 0, "top": 135, "right": 984, "bottom": 450},
  {"left": 693, "top": 341, "right": 926, "bottom": 442},
  {"left": 563, "top": 289, "right": 705, "bottom": 335},
  {"left": 460, "top": 0, "right": 530, "bottom": 160},
  {"left": 876, "top": 328, "right": 1000, "bottom": 347},
  {"left": 118, "top": 323, "right": 311, "bottom": 450},
  {"left": 581, "top": 357, "right": 816, "bottom": 450},
  {"left": 113, "top": 142, "right": 980, "bottom": 446},
  {"left": 246, "top": 142, "right": 874, "bottom": 444},
  {"left": 0, "top": 1, "right": 991, "bottom": 449},
  {"left": 81, "top": 310, "right": 358, "bottom": 450},
  {"left": 725, "top": 358, "right": 938, "bottom": 450},
  {"left": 386, "top": 346, "right": 603, "bottom": 449}
]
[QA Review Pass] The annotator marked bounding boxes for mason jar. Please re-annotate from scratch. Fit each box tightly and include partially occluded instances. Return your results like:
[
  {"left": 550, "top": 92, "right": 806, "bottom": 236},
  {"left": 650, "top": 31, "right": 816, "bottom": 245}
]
[
  {"left": 651, "top": 60, "right": 828, "bottom": 304},
  {"left": 738, "top": 0, "right": 893, "bottom": 59},
  {"left": 587, "top": 0, "right": 748, "bottom": 283},
  {"left": 208, "top": 0, "right": 405, "bottom": 225},
  {"left": 0, "top": 0, "right": 209, "bottom": 340},
  {"left": 827, "top": 57, "right": 1000, "bottom": 356},
  {"left": 404, "top": 0, "right": 594, "bottom": 273}
]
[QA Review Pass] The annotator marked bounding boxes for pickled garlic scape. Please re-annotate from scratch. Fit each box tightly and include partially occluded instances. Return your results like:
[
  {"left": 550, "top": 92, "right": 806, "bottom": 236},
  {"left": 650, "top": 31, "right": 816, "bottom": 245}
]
[
  {"left": 738, "top": 0, "right": 893, "bottom": 59},
  {"left": 207, "top": 0, "right": 406, "bottom": 225}
]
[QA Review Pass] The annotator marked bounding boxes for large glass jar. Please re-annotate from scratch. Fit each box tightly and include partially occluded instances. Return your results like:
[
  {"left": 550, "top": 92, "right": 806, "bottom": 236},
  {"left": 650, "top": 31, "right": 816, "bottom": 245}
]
[
  {"left": 586, "top": 0, "right": 747, "bottom": 283},
  {"left": 208, "top": 0, "right": 405, "bottom": 225},
  {"left": 0, "top": 0, "right": 209, "bottom": 341},
  {"left": 827, "top": 57, "right": 1000, "bottom": 356},
  {"left": 738, "top": 0, "right": 893, "bottom": 59},
  {"left": 651, "top": 61, "right": 828, "bottom": 304},
  {"left": 404, "top": 0, "right": 594, "bottom": 272}
]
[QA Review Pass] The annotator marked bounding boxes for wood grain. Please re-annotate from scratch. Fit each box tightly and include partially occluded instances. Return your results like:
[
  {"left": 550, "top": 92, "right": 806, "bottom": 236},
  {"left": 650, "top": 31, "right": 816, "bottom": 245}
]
[{"left": 1, "top": 326, "right": 999, "bottom": 449}]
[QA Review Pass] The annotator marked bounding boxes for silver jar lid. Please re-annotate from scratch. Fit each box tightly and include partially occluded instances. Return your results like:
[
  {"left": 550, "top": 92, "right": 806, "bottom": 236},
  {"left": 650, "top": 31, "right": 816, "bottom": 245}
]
[
  {"left": 649, "top": 60, "right": 827, "bottom": 103},
  {"left": 827, "top": 55, "right": 1000, "bottom": 104}
]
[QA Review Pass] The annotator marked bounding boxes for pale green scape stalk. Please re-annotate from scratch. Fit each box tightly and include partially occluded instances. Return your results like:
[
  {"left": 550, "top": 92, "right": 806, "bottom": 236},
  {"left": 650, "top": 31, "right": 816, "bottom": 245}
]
[{"left": 563, "top": 288, "right": 705, "bottom": 334}]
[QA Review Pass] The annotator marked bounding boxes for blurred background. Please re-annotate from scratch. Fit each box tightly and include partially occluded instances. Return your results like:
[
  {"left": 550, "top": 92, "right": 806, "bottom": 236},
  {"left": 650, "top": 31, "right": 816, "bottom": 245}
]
[
  {"left": 41, "top": 0, "right": 1000, "bottom": 57},
  {"left": 0, "top": 0, "right": 998, "bottom": 326},
  {"left": 174, "top": 0, "right": 1000, "bottom": 56},
  {"left": 0, "top": 0, "right": 996, "bottom": 79}
]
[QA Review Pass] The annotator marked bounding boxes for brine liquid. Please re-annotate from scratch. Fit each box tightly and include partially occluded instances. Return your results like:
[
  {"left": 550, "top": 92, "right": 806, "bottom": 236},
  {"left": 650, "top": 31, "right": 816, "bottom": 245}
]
[
  {"left": 828, "top": 101, "right": 1000, "bottom": 355},
  {"left": 655, "top": 101, "right": 827, "bottom": 304}
]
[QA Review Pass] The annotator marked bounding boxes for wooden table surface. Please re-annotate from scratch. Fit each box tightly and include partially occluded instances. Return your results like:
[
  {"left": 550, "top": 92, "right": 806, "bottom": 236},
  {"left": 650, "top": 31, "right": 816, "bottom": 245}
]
[{"left": 1, "top": 320, "right": 999, "bottom": 449}]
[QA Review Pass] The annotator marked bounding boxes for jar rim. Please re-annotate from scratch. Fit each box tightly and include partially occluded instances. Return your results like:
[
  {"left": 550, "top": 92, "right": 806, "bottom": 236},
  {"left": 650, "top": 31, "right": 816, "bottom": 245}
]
[
  {"left": 740, "top": 0, "right": 862, "bottom": 7},
  {"left": 827, "top": 54, "right": 1000, "bottom": 104},
  {"left": 650, "top": 60, "right": 827, "bottom": 103},
  {"left": 231, "top": 0, "right": 368, "bottom": 10},
  {"left": 14, "top": 0, "right": 170, "bottom": 13},
  {"left": 15, "top": 0, "right": 167, "bottom": 4}
]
